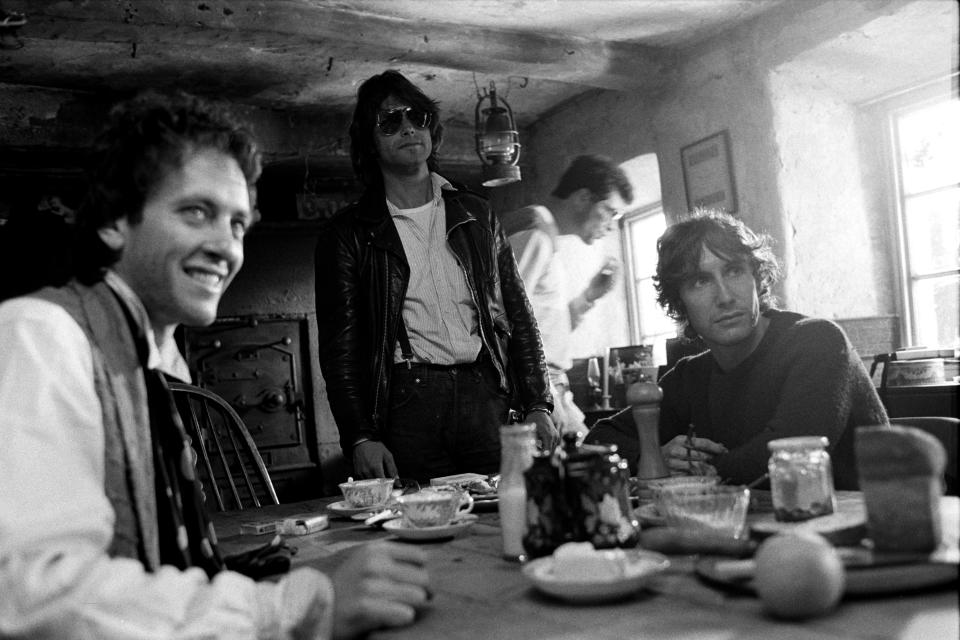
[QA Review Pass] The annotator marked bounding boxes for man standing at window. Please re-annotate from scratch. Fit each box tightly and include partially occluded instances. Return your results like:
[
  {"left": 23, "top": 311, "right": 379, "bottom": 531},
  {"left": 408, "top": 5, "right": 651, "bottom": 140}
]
[
  {"left": 315, "top": 70, "right": 555, "bottom": 481},
  {"left": 503, "top": 155, "right": 633, "bottom": 434}
]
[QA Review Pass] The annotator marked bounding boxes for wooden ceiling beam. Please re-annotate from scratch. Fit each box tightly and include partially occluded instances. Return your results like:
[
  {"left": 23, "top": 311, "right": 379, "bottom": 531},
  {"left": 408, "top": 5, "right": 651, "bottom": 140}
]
[
  {"left": 5, "top": 0, "right": 676, "bottom": 92},
  {"left": 0, "top": 82, "right": 479, "bottom": 166}
]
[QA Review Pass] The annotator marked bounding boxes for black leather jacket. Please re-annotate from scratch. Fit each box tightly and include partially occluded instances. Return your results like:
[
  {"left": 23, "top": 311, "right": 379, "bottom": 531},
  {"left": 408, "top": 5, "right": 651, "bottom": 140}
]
[{"left": 315, "top": 181, "right": 552, "bottom": 453}]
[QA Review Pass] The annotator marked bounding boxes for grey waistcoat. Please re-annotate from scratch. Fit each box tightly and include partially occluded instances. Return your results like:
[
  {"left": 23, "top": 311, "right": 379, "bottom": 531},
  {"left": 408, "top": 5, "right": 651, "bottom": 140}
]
[{"left": 30, "top": 280, "right": 160, "bottom": 570}]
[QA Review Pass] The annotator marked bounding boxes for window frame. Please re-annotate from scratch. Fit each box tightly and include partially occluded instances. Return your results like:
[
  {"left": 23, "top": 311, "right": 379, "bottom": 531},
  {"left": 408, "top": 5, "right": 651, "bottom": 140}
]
[
  {"left": 885, "top": 85, "right": 959, "bottom": 347},
  {"left": 620, "top": 202, "right": 675, "bottom": 347}
]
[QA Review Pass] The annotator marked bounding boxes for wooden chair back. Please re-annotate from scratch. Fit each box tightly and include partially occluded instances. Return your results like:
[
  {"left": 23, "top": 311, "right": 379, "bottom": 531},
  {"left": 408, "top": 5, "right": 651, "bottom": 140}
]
[{"left": 168, "top": 382, "right": 279, "bottom": 511}]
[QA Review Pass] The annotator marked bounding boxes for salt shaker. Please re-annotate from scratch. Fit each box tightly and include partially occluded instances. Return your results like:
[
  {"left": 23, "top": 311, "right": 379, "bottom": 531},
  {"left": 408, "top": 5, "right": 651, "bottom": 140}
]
[{"left": 499, "top": 423, "right": 536, "bottom": 561}]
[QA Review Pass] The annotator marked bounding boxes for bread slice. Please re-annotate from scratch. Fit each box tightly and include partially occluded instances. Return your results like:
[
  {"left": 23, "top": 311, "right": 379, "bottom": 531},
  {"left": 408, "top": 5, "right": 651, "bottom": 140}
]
[{"left": 856, "top": 425, "right": 946, "bottom": 552}]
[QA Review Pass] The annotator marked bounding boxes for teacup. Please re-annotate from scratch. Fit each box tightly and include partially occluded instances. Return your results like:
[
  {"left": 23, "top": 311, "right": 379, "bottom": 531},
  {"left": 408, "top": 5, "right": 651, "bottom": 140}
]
[
  {"left": 338, "top": 477, "right": 395, "bottom": 508},
  {"left": 395, "top": 488, "right": 474, "bottom": 528}
]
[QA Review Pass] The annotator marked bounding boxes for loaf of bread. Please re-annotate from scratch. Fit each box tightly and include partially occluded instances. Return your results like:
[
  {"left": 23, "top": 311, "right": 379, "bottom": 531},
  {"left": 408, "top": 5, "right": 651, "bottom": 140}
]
[{"left": 855, "top": 425, "right": 946, "bottom": 551}]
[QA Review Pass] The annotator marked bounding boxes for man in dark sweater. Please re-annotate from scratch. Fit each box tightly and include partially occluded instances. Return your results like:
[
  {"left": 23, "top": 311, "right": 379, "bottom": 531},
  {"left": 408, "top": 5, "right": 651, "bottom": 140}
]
[{"left": 585, "top": 210, "right": 887, "bottom": 489}]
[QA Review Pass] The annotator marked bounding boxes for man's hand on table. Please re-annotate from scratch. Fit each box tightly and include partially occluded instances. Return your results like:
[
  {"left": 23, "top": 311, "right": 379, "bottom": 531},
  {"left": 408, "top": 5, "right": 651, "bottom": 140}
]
[
  {"left": 331, "top": 542, "right": 431, "bottom": 640},
  {"left": 526, "top": 410, "right": 560, "bottom": 452},
  {"left": 661, "top": 434, "right": 726, "bottom": 476},
  {"left": 352, "top": 441, "right": 398, "bottom": 479}
]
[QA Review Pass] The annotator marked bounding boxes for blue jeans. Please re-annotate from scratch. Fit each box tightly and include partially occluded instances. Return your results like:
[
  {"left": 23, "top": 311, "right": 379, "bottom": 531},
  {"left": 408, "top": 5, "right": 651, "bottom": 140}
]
[{"left": 384, "top": 354, "right": 510, "bottom": 481}]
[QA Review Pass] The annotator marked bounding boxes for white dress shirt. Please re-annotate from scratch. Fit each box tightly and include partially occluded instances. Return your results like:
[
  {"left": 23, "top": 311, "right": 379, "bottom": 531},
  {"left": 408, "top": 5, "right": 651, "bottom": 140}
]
[
  {"left": 508, "top": 207, "right": 590, "bottom": 433},
  {"left": 508, "top": 206, "right": 574, "bottom": 372},
  {"left": 389, "top": 173, "right": 481, "bottom": 365},
  {"left": 0, "top": 275, "right": 333, "bottom": 639}
]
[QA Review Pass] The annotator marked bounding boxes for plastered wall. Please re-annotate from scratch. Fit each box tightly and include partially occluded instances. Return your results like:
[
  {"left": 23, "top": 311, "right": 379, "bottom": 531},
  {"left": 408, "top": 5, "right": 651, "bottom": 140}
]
[
  {"left": 516, "top": 3, "right": 930, "bottom": 354},
  {"left": 768, "top": 69, "right": 883, "bottom": 319}
]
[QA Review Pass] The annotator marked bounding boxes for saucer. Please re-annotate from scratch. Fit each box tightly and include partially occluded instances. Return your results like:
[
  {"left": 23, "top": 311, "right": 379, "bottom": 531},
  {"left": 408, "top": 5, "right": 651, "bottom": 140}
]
[
  {"left": 326, "top": 500, "right": 385, "bottom": 517},
  {"left": 522, "top": 550, "right": 670, "bottom": 604},
  {"left": 382, "top": 514, "right": 479, "bottom": 541}
]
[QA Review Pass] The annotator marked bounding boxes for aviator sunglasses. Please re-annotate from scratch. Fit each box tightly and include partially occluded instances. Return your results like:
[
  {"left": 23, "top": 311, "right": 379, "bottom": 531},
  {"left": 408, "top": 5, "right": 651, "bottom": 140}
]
[{"left": 376, "top": 106, "right": 432, "bottom": 135}]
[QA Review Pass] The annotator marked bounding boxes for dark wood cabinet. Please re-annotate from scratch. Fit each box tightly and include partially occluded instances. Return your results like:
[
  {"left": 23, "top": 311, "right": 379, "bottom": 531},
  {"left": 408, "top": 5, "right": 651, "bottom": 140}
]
[{"left": 881, "top": 382, "right": 959, "bottom": 420}]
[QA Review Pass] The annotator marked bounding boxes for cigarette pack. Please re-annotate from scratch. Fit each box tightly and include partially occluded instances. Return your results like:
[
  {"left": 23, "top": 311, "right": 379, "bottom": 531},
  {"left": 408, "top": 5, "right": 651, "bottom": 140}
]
[
  {"left": 280, "top": 514, "right": 329, "bottom": 536},
  {"left": 239, "top": 520, "right": 281, "bottom": 536}
]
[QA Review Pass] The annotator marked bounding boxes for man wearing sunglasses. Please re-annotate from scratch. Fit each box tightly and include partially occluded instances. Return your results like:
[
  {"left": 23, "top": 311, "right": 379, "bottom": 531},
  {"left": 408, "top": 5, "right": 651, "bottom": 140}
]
[
  {"left": 503, "top": 155, "right": 634, "bottom": 435},
  {"left": 315, "top": 70, "right": 556, "bottom": 481}
]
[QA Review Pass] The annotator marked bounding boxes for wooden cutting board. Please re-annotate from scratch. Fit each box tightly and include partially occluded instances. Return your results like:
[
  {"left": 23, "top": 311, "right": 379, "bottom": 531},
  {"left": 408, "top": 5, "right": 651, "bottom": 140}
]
[{"left": 749, "top": 491, "right": 867, "bottom": 546}]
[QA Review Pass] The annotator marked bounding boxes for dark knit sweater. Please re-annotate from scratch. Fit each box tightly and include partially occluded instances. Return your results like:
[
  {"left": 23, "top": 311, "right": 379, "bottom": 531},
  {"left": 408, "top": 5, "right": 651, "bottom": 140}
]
[{"left": 586, "top": 310, "right": 888, "bottom": 489}]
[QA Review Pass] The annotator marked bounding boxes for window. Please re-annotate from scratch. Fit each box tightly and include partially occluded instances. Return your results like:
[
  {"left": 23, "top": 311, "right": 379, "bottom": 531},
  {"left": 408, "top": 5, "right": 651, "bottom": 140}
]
[
  {"left": 891, "top": 95, "right": 960, "bottom": 348},
  {"left": 622, "top": 204, "right": 676, "bottom": 363}
]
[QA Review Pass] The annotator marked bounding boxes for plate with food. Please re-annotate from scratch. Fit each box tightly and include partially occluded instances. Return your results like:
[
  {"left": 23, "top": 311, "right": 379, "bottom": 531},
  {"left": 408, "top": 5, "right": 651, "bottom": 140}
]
[
  {"left": 431, "top": 473, "right": 499, "bottom": 510},
  {"left": 522, "top": 542, "right": 670, "bottom": 604},
  {"left": 466, "top": 477, "right": 499, "bottom": 510}
]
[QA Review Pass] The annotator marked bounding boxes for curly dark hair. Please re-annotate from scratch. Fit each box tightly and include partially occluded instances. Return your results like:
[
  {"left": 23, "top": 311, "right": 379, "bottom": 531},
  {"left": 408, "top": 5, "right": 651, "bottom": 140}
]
[
  {"left": 551, "top": 154, "right": 634, "bottom": 204},
  {"left": 348, "top": 70, "right": 444, "bottom": 190},
  {"left": 654, "top": 208, "right": 781, "bottom": 335},
  {"left": 75, "top": 90, "right": 261, "bottom": 279}
]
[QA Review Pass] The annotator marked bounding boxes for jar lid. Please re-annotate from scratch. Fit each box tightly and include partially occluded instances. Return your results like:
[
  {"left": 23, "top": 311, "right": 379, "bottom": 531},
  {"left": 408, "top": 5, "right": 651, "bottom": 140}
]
[{"left": 767, "top": 436, "right": 829, "bottom": 451}]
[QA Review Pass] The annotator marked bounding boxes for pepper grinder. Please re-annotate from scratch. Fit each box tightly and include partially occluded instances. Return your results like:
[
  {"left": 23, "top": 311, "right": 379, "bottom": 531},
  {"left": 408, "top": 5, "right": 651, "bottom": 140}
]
[{"left": 627, "top": 373, "right": 670, "bottom": 479}]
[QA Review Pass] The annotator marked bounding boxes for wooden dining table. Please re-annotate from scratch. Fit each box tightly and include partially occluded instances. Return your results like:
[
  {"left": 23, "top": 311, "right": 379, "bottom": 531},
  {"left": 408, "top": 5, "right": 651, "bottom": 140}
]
[{"left": 211, "top": 495, "right": 959, "bottom": 640}]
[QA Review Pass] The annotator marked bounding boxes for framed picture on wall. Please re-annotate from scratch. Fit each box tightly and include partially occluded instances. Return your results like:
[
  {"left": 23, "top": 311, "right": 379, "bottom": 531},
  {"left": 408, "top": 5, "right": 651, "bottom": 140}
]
[{"left": 680, "top": 129, "right": 738, "bottom": 213}]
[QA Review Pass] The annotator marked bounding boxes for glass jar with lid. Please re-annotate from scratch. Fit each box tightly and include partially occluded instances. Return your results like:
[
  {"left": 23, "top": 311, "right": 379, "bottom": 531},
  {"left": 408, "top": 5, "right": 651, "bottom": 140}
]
[{"left": 767, "top": 436, "right": 837, "bottom": 522}]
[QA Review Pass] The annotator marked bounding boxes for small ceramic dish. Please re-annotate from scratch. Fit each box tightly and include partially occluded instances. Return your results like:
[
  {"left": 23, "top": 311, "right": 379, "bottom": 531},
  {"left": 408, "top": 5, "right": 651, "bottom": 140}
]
[{"left": 522, "top": 549, "right": 670, "bottom": 603}]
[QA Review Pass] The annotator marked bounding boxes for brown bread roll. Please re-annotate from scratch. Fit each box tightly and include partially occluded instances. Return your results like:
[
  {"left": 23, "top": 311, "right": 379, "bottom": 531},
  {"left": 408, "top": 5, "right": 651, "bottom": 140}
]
[{"left": 855, "top": 425, "right": 946, "bottom": 552}]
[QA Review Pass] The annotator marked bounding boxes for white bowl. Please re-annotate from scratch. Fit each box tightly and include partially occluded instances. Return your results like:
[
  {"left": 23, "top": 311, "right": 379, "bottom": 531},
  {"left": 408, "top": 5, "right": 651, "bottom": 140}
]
[
  {"left": 523, "top": 549, "right": 670, "bottom": 603},
  {"left": 658, "top": 485, "right": 751, "bottom": 539},
  {"left": 636, "top": 475, "right": 719, "bottom": 503}
]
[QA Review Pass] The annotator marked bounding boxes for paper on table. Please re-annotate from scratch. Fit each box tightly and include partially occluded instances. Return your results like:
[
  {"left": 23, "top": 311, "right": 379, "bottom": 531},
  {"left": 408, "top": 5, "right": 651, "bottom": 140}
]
[
  {"left": 239, "top": 513, "right": 330, "bottom": 536},
  {"left": 281, "top": 514, "right": 330, "bottom": 536}
]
